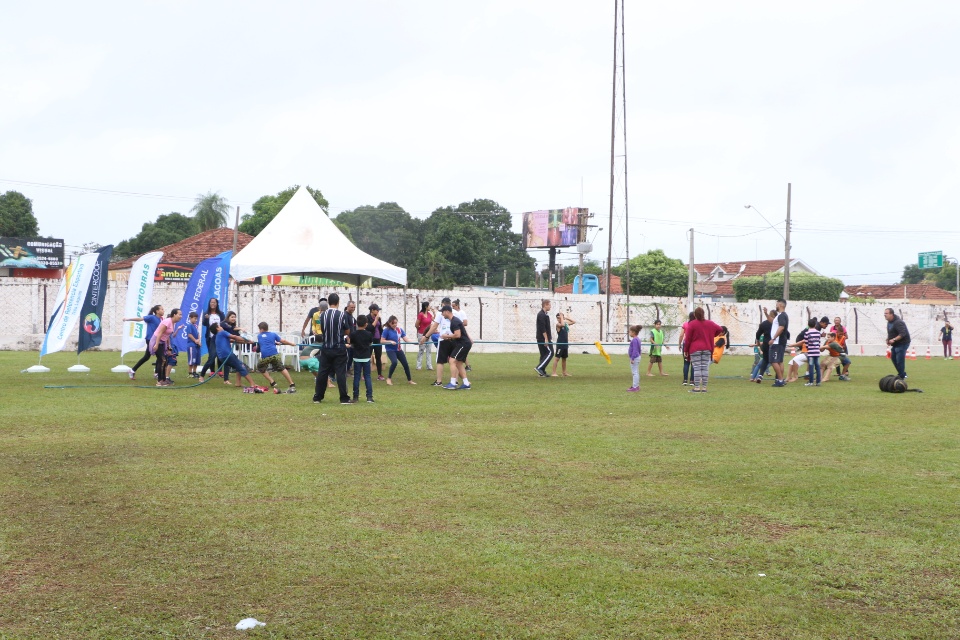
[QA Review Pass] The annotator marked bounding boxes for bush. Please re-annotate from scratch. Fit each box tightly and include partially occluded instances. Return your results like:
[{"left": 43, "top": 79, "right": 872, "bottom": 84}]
[{"left": 732, "top": 272, "right": 845, "bottom": 302}]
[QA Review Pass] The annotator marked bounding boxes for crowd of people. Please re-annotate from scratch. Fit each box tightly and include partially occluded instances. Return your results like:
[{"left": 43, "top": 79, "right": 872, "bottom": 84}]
[{"left": 125, "top": 293, "right": 929, "bottom": 400}]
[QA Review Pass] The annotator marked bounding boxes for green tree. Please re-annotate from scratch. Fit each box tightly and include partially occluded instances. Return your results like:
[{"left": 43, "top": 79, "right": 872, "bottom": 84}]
[
  {"left": 191, "top": 191, "right": 231, "bottom": 231},
  {"left": 0, "top": 191, "right": 40, "bottom": 237},
  {"left": 901, "top": 263, "right": 929, "bottom": 285},
  {"left": 114, "top": 212, "right": 199, "bottom": 258},
  {"left": 563, "top": 259, "right": 604, "bottom": 284},
  {"left": 732, "top": 272, "right": 845, "bottom": 302},
  {"left": 408, "top": 199, "right": 534, "bottom": 288},
  {"left": 239, "top": 185, "right": 329, "bottom": 236},
  {"left": 335, "top": 202, "right": 421, "bottom": 268},
  {"left": 613, "top": 249, "right": 688, "bottom": 296},
  {"left": 935, "top": 263, "right": 959, "bottom": 294}
]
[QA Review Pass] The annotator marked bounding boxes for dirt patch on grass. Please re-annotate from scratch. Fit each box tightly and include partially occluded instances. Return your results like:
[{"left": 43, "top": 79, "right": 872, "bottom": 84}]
[
  {"left": 0, "top": 558, "right": 66, "bottom": 594},
  {"left": 739, "top": 516, "right": 807, "bottom": 541}
]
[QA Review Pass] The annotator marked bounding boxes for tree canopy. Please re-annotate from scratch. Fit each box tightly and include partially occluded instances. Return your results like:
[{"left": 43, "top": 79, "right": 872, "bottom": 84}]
[
  {"left": 613, "top": 249, "right": 688, "bottom": 296},
  {"left": 191, "top": 191, "right": 230, "bottom": 231},
  {"left": 901, "top": 261, "right": 958, "bottom": 294},
  {"left": 114, "top": 212, "right": 199, "bottom": 259},
  {"left": 335, "top": 202, "right": 421, "bottom": 268},
  {"left": 407, "top": 199, "right": 534, "bottom": 289},
  {"left": 0, "top": 191, "right": 40, "bottom": 237},
  {"left": 240, "top": 185, "right": 329, "bottom": 236},
  {"left": 732, "top": 272, "right": 845, "bottom": 302}
]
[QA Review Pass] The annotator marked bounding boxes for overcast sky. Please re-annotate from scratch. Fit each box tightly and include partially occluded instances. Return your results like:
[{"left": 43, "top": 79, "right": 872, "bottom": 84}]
[{"left": 3, "top": 1, "right": 958, "bottom": 284}]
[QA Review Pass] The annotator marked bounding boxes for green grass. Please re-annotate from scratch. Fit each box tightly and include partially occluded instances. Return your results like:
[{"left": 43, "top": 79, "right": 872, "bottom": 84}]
[{"left": 1, "top": 350, "right": 959, "bottom": 639}]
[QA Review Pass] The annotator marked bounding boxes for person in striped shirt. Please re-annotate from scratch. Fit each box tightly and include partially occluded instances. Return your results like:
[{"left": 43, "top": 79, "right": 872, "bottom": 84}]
[
  {"left": 804, "top": 318, "right": 822, "bottom": 387},
  {"left": 312, "top": 292, "right": 355, "bottom": 405}
]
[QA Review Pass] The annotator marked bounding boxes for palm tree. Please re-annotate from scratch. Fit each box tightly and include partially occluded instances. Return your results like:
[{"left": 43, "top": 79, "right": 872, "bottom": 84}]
[{"left": 191, "top": 191, "right": 230, "bottom": 231}]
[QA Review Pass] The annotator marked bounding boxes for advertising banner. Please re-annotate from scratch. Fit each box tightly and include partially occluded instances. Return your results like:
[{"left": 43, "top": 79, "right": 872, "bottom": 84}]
[
  {"left": 154, "top": 262, "right": 195, "bottom": 282},
  {"left": 0, "top": 237, "right": 65, "bottom": 268},
  {"left": 521, "top": 207, "right": 588, "bottom": 249},
  {"left": 77, "top": 245, "right": 114, "bottom": 354},
  {"left": 40, "top": 252, "right": 99, "bottom": 356},
  {"left": 172, "top": 251, "right": 232, "bottom": 355},
  {"left": 121, "top": 251, "right": 163, "bottom": 356}
]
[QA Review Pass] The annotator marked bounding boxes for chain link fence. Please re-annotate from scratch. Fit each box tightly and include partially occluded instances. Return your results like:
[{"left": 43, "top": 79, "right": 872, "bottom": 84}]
[{"left": 2, "top": 278, "right": 957, "bottom": 357}]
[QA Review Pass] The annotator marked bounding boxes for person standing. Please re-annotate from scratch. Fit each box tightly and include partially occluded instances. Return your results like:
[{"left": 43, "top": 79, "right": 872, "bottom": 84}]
[
  {"left": 452, "top": 299, "right": 472, "bottom": 371},
  {"left": 627, "top": 324, "right": 642, "bottom": 392},
  {"left": 424, "top": 297, "right": 454, "bottom": 386},
  {"left": 684, "top": 308, "right": 723, "bottom": 393},
  {"left": 678, "top": 312, "right": 694, "bottom": 385},
  {"left": 535, "top": 299, "right": 553, "bottom": 377},
  {"left": 940, "top": 319, "right": 953, "bottom": 360},
  {"left": 646, "top": 319, "right": 668, "bottom": 376},
  {"left": 803, "top": 318, "right": 822, "bottom": 387},
  {"left": 313, "top": 293, "right": 355, "bottom": 405},
  {"left": 366, "top": 303, "right": 385, "bottom": 380},
  {"left": 382, "top": 315, "right": 417, "bottom": 385},
  {"left": 199, "top": 298, "right": 222, "bottom": 377},
  {"left": 150, "top": 308, "right": 181, "bottom": 387},
  {"left": 767, "top": 299, "right": 790, "bottom": 387},
  {"left": 344, "top": 300, "right": 357, "bottom": 374},
  {"left": 351, "top": 314, "right": 375, "bottom": 403},
  {"left": 885, "top": 308, "right": 911, "bottom": 380},
  {"left": 301, "top": 296, "right": 328, "bottom": 340},
  {"left": 415, "top": 301, "right": 434, "bottom": 370},
  {"left": 551, "top": 312, "right": 576, "bottom": 377}
]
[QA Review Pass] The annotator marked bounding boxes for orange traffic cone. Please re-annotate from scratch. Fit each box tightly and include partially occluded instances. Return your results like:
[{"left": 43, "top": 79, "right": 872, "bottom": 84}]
[
  {"left": 925, "top": 346, "right": 932, "bottom": 360},
  {"left": 886, "top": 346, "right": 891, "bottom": 359},
  {"left": 908, "top": 346, "right": 917, "bottom": 360},
  {"left": 954, "top": 345, "right": 959, "bottom": 359}
]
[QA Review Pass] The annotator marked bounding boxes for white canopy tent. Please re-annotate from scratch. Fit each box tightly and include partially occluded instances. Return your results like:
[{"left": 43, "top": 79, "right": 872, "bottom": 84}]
[{"left": 230, "top": 186, "right": 407, "bottom": 286}]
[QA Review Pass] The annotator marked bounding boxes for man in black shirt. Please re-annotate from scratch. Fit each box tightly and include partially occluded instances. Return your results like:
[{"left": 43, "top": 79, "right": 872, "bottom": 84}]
[
  {"left": 535, "top": 299, "right": 553, "bottom": 377},
  {"left": 885, "top": 308, "right": 911, "bottom": 379},
  {"left": 441, "top": 305, "right": 472, "bottom": 390},
  {"left": 751, "top": 309, "right": 776, "bottom": 382},
  {"left": 313, "top": 293, "right": 354, "bottom": 405}
]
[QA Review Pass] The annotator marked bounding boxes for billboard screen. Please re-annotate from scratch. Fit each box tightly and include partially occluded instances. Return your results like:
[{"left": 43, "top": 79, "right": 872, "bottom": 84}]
[
  {"left": 521, "top": 208, "right": 588, "bottom": 249},
  {"left": 0, "top": 237, "right": 65, "bottom": 268}
]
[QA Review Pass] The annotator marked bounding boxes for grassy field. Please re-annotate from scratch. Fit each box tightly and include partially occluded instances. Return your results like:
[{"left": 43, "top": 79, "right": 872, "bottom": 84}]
[{"left": 1, "top": 349, "right": 958, "bottom": 639}]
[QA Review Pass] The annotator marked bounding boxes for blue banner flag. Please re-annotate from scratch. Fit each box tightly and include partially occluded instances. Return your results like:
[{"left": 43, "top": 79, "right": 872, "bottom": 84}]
[
  {"left": 172, "top": 251, "right": 232, "bottom": 356},
  {"left": 77, "top": 245, "right": 114, "bottom": 354}
]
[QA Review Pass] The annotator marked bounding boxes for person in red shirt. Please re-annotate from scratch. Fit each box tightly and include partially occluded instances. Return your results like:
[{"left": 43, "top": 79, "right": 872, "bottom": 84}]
[{"left": 684, "top": 307, "right": 723, "bottom": 393}]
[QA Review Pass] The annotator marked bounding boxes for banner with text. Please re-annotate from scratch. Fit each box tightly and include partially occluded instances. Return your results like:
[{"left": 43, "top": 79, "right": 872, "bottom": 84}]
[
  {"left": 173, "top": 251, "right": 232, "bottom": 355},
  {"left": 40, "top": 252, "right": 100, "bottom": 356},
  {"left": 121, "top": 252, "right": 164, "bottom": 356},
  {"left": 77, "top": 245, "right": 114, "bottom": 354}
]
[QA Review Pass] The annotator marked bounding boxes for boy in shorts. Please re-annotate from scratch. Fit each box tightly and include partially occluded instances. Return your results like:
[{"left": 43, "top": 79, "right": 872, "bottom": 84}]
[
  {"left": 646, "top": 319, "right": 667, "bottom": 376},
  {"left": 255, "top": 322, "right": 298, "bottom": 393},
  {"left": 212, "top": 323, "right": 258, "bottom": 390}
]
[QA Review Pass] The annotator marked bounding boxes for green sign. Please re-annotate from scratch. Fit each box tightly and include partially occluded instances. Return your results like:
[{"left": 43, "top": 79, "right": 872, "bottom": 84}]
[{"left": 919, "top": 251, "right": 943, "bottom": 269}]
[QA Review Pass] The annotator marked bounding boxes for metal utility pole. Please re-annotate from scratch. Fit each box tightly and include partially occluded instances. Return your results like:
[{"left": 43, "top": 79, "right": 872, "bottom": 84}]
[
  {"left": 784, "top": 183, "right": 792, "bottom": 300},
  {"left": 688, "top": 228, "right": 695, "bottom": 310},
  {"left": 604, "top": 0, "right": 619, "bottom": 338},
  {"left": 621, "top": 0, "right": 631, "bottom": 331},
  {"left": 232, "top": 205, "right": 240, "bottom": 311}
]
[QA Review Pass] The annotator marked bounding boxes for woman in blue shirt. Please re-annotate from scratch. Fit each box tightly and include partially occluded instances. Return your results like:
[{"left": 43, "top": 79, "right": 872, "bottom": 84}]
[
  {"left": 123, "top": 304, "right": 163, "bottom": 381},
  {"left": 381, "top": 315, "right": 417, "bottom": 385}
]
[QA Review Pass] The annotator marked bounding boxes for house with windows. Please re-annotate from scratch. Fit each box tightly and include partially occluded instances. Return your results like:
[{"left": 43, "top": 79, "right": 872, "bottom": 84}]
[{"left": 692, "top": 258, "right": 821, "bottom": 301}]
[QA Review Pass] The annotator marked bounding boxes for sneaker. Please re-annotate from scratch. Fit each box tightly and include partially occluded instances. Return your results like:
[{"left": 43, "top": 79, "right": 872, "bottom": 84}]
[
  {"left": 466, "top": 365, "right": 472, "bottom": 372},
  {"left": 287, "top": 386, "right": 297, "bottom": 394},
  {"left": 377, "top": 376, "right": 385, "bottom": 381},
  {"left": 431, "top": 381, "right": 443, "bottom": 386},
  {"left": 534, "top": 368, "right": 546, "bottom": 377},
  {"left": 456, "top": 384, "right": 471, "bottom": 391},
  {"left": 627, "top": 386, "right": 639, "bottom": 392},
  {"left": 366, "top": 398, "right": 375, "bottom": 403},
  {"left": 341, "top": 399, "right": 357, "bottom": 405},
  {"left": 681, "top": 381, "right": 688, "bottom": 386},
  {"left": 804, "top": 382, "right": 814, "bottom": 386},
  {"left": 443, "top": 383, "right": 459, "bottom": 390},
  {"left": 689, "top": 388, "right": 701, "bottom": 393},
  {"left": 838, "top": 375, "right": 849, "bottom": 381},
  {"left": 755, "top": 377, "right": 763, "bottom": 384},
  {"left": 128, "top": 371, "right": 135, "bottom": 380},
  {"left": 773, "top": 380, "right": 786, "bottom": 387},
  {"left": 313, "top": 397, "right": 321, "bottom": 404}
]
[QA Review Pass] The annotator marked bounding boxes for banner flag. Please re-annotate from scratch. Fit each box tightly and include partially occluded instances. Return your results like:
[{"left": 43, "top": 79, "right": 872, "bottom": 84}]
[
  {"left": 120, "top": 251, "right": 163, "bottom": 356},
  {"left": 40, "top": 252, "right": 100, "bottom": 356},
  {"left": 173, "top": 250, "right": 232, "bottom": 356},
  {"left": 77, "top": 245, "right": 114, "bottom": 354}
]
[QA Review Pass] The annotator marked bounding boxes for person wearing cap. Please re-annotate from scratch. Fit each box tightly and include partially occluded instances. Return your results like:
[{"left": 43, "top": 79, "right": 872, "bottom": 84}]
[
  {"left": 365, "top": 303, "right": 385, "bottom": 380},
  {"left": 440, "top": 304, "right": 471, "bottom": 390},
  {"left": 423, "top": 296, "right": 454, "bottom": 386},
  {"left": 301, "top": 296, "right": 328, "bottom": 340}
]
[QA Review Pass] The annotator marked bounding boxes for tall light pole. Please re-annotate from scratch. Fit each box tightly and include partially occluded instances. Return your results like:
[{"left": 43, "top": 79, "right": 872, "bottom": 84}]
[{"left": 784, "top": 183, "right": 792, "bottom": 300}]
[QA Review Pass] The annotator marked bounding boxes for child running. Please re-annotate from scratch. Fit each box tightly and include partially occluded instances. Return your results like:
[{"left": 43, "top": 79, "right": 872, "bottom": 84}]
[
  {"left": 123, "top": 304, "right": 163, "bottom": 381},
  {"left": 186, "top": 312, "right": 202, "bottom": 378},
  {"left": 350, "top": 314, "right": 375, "bottom": 402},
  {"left": 627, "top": 324, "right": 642, "bottom": 392},
  {"left": 646, "top": 319, "right": 667, "bottom": 376},
  {"left": 551, "top": 312, "right": 576, "bottom": 377},
  {"left": 255, "top": 322, "right": 298, "bottom": 394}
]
